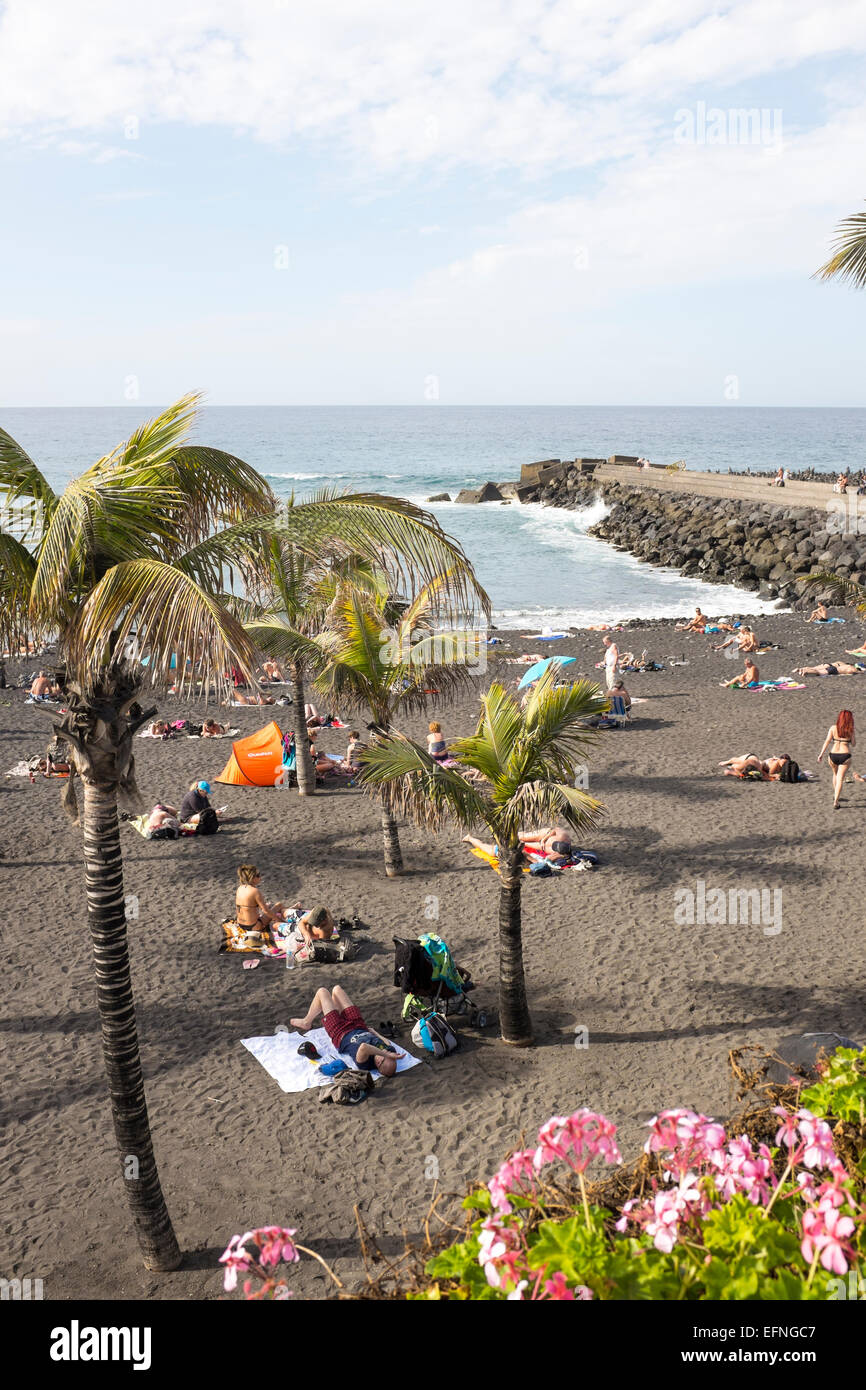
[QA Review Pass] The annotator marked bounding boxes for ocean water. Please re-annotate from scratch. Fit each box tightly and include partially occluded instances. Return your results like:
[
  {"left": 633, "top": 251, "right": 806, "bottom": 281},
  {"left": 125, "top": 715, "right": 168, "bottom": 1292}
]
[{"left": 4, "top": 405, "right": 864, "bottom": 628}]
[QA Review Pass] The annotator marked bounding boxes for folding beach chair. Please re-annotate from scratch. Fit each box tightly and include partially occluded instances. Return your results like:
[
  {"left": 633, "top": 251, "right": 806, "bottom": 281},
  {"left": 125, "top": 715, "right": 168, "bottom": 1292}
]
[{"left": 606, "top": 694, "right": 631, "bottom": 727}]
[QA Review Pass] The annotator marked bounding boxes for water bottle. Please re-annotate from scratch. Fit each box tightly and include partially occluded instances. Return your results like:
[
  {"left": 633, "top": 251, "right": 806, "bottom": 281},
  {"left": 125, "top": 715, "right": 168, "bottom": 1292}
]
[{"left": 285, "top": 947, "right": 295, "bottom": 970}]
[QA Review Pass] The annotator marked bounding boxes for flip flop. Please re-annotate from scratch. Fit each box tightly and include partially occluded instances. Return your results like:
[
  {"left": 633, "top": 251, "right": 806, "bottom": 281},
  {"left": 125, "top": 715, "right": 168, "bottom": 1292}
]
[{"left": 242, "top": 958, "right": 261, "bottom": 970}]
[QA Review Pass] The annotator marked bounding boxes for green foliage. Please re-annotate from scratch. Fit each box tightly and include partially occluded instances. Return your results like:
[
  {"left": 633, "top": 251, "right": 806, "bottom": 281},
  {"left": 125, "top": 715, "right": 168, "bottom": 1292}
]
[{"left": 802, "top": 1047, "right": 866, "bottom": 1127}]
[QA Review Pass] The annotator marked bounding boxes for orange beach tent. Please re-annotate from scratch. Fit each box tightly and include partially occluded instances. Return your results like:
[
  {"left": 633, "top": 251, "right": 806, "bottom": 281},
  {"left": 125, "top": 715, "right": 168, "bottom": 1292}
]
[{"left": 215, "top": 721, "right": 287, "bottom": 787}]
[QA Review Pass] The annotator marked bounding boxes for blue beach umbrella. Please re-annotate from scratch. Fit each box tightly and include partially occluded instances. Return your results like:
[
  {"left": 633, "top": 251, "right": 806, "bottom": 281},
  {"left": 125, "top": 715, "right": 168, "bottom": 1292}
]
[{"left": 518, "top": 655, "right": 577, "bottom": 690}]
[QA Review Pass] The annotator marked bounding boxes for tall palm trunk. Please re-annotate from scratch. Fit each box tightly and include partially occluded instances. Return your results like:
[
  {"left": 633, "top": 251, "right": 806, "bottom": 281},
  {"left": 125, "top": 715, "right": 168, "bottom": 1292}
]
[
  {"left": 497, "top": 849, "right": 533, "bottom": 1045},
  {"left": 381, "top": 791, "right": 404, "bottom": 877},
  {"left": 59, "top": 667, "right": 181, "bottom": 1271},
  {"left": 290, "top": 660, "right": 317, "bottom": 796}
]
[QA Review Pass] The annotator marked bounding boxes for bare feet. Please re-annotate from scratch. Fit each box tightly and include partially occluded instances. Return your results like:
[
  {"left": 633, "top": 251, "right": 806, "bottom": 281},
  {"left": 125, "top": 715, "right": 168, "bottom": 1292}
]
[{"left": 291, "top": 1016, "right": 313, "bottom": 1031}]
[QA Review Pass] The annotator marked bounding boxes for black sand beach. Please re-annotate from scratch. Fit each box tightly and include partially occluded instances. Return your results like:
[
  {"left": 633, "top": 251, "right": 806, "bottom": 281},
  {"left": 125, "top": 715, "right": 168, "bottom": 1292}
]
[{"left": 3, "top": 609, "right": 866, "bottom": 1299}]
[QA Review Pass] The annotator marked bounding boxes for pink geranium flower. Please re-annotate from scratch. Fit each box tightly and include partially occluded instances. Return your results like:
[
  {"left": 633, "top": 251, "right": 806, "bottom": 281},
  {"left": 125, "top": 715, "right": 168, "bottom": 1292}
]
[{"left": 801, "top": 1206, "right": 856, "bottom": 1275}]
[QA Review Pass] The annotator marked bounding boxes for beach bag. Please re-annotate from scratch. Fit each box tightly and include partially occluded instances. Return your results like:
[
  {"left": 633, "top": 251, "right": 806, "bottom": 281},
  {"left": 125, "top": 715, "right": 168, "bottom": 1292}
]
[
  {"left": 195, "top": 807, "right": 220, "bottom": 835},
  {"left": 411, "top": 1011, "right": 458, "bottom": 1059},
  {"left": 779, "top": 759, "right": 801, "bottom": 783},
  {"left": 319, "top": 1069, "right": 374, "bottom": 1105}
]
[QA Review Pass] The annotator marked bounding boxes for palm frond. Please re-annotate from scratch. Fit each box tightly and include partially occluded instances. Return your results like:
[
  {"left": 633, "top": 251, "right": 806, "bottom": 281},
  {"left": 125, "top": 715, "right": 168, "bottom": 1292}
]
[
  {"left": 803, "top": 569, "right": 866, "bottom": 614},
  {"left": 66, "top": 558, "right": 260, "bottom": 697},
  {"left": 0, "top": 530, "right": 42, "bottom": 652},
  {"left": 243, "top": 616, "right": 330, "bottom": 672},
  {"left": 358, "top": 732, "right": 490, "bottom": 832},
  {"left": 30, "top": 474, "right": 183, "bottom": 620},
  {"left": 272, "top": 493, "right": 490, "bottom": 621},
  {"left": 815, "top": 207, "right": 866, "bottom": 289},
  {"left": 0, "top": 426, "right": 58, "bottom": 538},
  {"left": 508, "top": 778, "right": 602, "bottom": 836}
]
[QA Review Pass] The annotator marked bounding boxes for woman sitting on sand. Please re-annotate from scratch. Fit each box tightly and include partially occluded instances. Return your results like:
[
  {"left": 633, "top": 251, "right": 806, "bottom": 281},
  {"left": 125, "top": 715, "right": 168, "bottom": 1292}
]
[
  {"left": 817, "top": 709, "right": 855, "bottom": 810},
  {"left": 806, "top": 603, "right": 828, "bottom": 623},
  {"left": 235, "top": 864, "right": 286, "bottom": 930},
  {"left": 718, "top": 753, "right": 792, "bottom": 780},
  {"left": 795, "top": 661, "right": 864, "bottom": 677},
  {"left": 427, "top": 721, "right": 449, "bottom": 762},
  {"left": 714, "top": 628, "right": 757, "bottom": 654}
]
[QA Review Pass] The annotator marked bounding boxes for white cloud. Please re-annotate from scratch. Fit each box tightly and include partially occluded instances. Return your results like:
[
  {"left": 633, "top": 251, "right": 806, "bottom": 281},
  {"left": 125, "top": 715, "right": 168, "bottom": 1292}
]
[{"left": 1, "top": 0, "right": 864, "bottom": 175}]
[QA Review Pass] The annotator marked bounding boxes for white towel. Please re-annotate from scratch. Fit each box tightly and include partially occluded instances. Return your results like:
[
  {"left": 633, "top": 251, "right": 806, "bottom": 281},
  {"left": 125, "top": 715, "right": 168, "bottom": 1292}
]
[{"left": 241, "top": 1027, "right": 420, "bottom": 1092}]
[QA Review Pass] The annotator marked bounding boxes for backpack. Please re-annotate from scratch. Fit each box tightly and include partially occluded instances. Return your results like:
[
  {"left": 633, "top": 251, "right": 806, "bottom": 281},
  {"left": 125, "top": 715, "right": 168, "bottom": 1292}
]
[
  {"left": 779, "top": 759, "right": 800, "bottom": 783},
  {"left": 411, "top": 1011, "right": 458, "bottom": 1058},
  {"left": 195, "top": 807, "right": 220, "bottom": 835}
]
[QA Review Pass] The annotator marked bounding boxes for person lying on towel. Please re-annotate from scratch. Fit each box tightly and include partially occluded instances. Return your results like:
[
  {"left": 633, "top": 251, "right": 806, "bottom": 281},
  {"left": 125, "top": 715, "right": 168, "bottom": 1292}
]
[{"left": 291, "top": 987, "right": 399, "bottom": 1076}]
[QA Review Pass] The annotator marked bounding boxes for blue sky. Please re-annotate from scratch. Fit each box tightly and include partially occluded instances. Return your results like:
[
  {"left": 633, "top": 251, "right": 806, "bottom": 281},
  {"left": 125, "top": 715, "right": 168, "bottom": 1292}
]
[{"left": 1, "top": 0, "right": 865, "bottom": 407}]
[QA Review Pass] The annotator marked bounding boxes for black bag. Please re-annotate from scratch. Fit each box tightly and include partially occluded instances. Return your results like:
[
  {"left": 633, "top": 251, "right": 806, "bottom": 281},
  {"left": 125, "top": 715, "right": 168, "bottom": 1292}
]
[
  {"left": 195, "top": 807, "right": 220, "bottom": 835},
  {"left": 779, "top": 759, "right": 800, "bottom": 783}
]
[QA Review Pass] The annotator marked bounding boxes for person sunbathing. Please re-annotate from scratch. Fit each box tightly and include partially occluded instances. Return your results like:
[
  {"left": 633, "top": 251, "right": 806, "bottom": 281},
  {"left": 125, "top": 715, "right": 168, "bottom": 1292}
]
[
  {"left": 610, "top": 679, "right": 631, "bottom": 709},
  {"left": 714, "top": 628, "right": 757, "bottom": 654},
  {"left": 291, "top": 985, "right": 399, "bottom": 1075},
  {"left": 463, "top": 828, "right": 573, "bottom": 865},
  {"left": 30, "top": 671, "right": 58, "bottom": 700},
  {"left": 148, "top": 719, "right": 172, "bottom": 738},
  {"left": 236, "top": 864, "right": 285, "bottom": 930},
  {"left": 518, "top": 826, "right": 574, "bottom": 863},
  {"left": 722, "top": 657, "right": 760, "bottom": 688},
  {"left": 719, "top": 753, "right": 792, "bottom": 780},
  {"left": 201, "top": 718, "right": 226, "bottom": 737},
  {"left": 262, "top": 659, "right": 285, "bottom": 682},
  {"left": 676, "top": 608, "right": 707, "bottom": 633},
  {"left": 144, "top": 804, "right": 181, "bottom": 837},
  {"left": 806, "top": 603, "right": 828, "bottom": 623},
  {"left": 228, "top": 689, "right": 274, "bottom": 705},
  {"left": 427, "top": 721, "right": 449, "bottom": 762},
  {"left": 795, "top": 662, "right": 863, "bottom": 677}
]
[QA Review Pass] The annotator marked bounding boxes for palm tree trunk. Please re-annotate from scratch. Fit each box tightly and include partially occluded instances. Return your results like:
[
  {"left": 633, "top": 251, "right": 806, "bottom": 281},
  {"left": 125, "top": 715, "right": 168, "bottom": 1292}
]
[
  {"left": 82, "top": 778, "right": 182, "bottom": 1271},
  {"left": 382, "top": 804, "right": 404, "bottom": 877},
  {"left": 290, "top": 661, "right": 317, "bottom": 797},
  {"left": 497, "top": 848, "right": 533, "bottom": 1045}
]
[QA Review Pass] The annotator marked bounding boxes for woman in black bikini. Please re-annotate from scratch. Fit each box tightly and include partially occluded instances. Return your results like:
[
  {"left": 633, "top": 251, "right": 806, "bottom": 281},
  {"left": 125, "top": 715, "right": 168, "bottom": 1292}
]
[{"left": 818, "top": 709, "right": 855, "bottom": 809}]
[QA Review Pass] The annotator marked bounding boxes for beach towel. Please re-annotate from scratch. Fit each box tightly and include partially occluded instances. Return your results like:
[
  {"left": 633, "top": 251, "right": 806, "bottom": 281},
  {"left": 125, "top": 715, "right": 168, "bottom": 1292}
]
[
  {"left": 241, "top": 1028, "right": 420, "bottom": 1091},
  {"left": 523, "top": 632, "right": 568, "bottom": 641}
]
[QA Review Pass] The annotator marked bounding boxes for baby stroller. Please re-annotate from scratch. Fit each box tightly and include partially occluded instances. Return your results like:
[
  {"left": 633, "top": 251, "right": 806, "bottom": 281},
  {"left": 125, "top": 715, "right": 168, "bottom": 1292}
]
[{"left": 393, "top": 932, "right": 488, "bottom": 1027}]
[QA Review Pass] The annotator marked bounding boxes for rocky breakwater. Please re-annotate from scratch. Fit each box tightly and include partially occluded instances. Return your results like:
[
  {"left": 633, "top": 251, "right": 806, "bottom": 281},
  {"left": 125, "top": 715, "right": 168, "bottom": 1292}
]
[{"left": 516, "top": 464, "right": 862, "bottom": 607}]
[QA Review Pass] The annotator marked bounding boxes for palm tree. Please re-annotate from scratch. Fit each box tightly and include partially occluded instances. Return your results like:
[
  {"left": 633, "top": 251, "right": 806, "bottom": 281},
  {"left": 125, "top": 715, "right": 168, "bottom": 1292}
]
[
  {"left": 815, "top": 203, "right": 866, "bottom": 289},
  {"left": 359, "top": 668, "right": 607, "bottom": 1041},
  {"left": 0, "top": 396, "right": 488, "bottom": 1269},
  {"left": 243, "top": 500, "right": 392, "bottom": 797},
  {"left": 312, "top": 576, "right": 487, "bottom": 875}
]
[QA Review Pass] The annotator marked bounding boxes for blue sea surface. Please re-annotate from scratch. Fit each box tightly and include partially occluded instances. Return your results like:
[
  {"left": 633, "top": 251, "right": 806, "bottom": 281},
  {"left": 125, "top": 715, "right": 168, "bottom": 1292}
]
[{"left": 5, "top": 405, "right": 864, "bottom": 626}]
